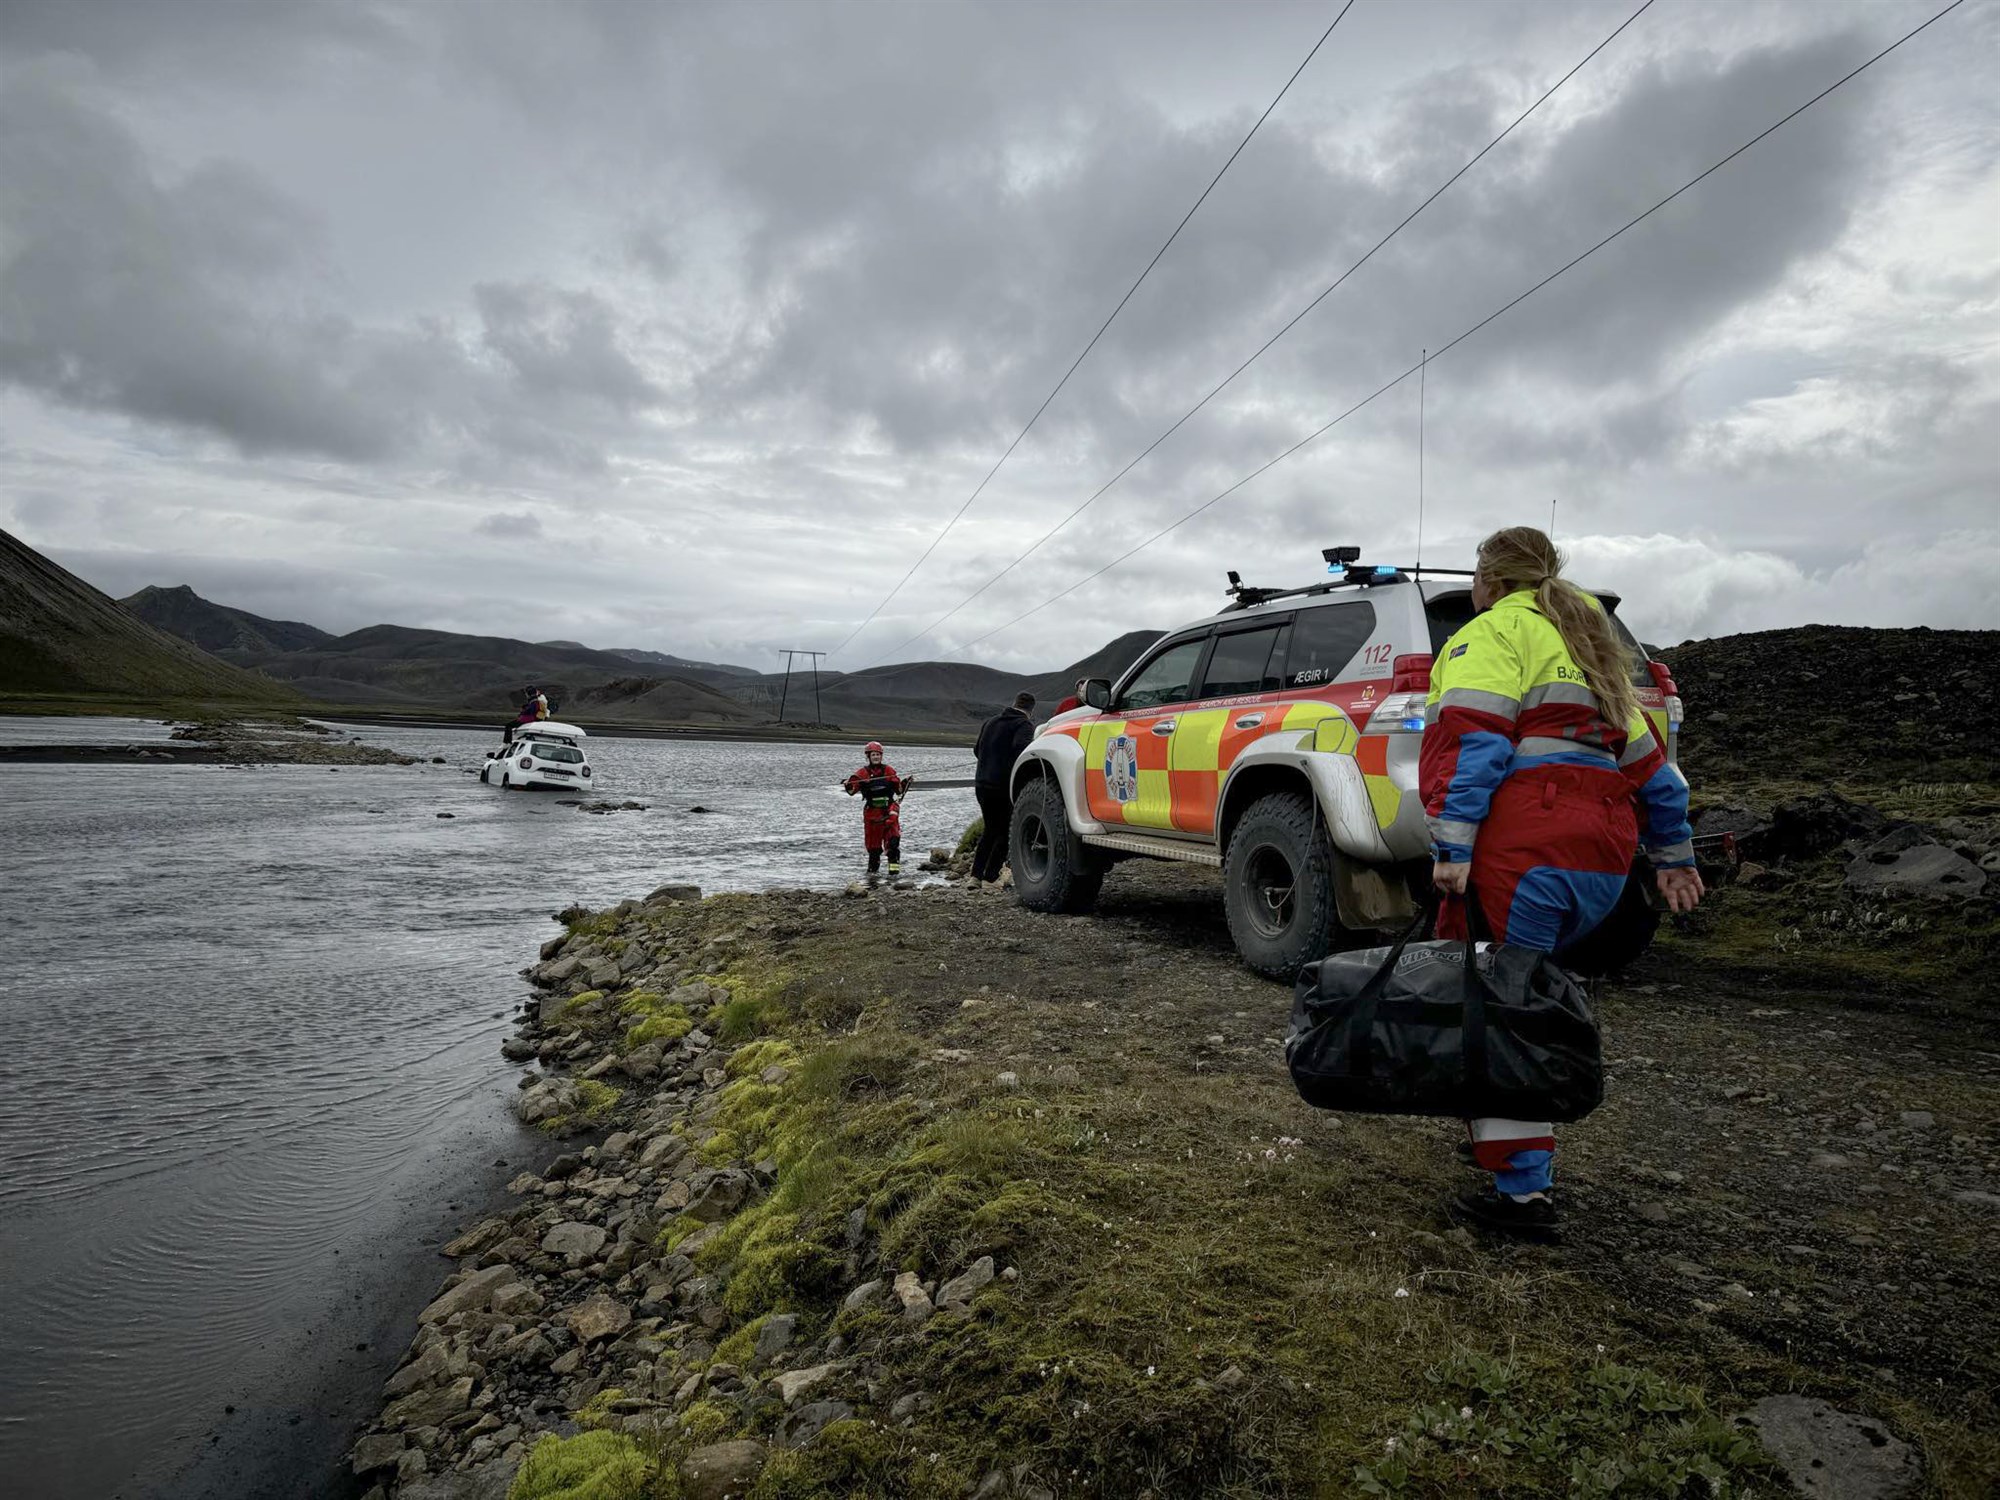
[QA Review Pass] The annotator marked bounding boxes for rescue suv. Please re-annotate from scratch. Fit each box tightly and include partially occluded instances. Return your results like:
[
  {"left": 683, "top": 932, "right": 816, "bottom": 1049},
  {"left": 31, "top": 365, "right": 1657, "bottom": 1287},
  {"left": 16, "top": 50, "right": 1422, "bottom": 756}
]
[
  {"left": 1007, "top": 548, "right": 1685, "bottom": 979},
  {"left": 481, "top": 721, "right": 594, "bottom": 791}
]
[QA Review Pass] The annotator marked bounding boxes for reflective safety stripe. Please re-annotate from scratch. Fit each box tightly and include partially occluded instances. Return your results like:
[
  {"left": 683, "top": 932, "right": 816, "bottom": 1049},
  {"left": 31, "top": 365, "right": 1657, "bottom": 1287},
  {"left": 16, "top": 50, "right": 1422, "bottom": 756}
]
[
  {"left": 1519, "top": 681, "right": 1600, "bottom": 710},
  {"left": 1429, "top": 815, "right": 1480, "bottom": 853},
  {"left": 1647, "top": 838, "right": 1696, "bottom": 867},
  {"left": 1437, "top": 686, "right": 1521, "bottom": 720},
  {"left": 1618, "top": 727, "right": 1660, "bottom": 767},
  {"left": 1515, "top": 736, "right": 1618, "bottom": 764}
]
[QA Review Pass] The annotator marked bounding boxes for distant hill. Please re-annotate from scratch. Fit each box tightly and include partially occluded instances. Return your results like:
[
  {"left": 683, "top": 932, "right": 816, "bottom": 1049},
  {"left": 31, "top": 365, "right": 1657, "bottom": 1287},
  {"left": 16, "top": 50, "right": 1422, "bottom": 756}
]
[
  {"left": 1662, "top": 625, "right": 1997, "bottom": 787},
  {"left": 122, "top": 584, "right": 332, "bottom": 655},
  {"left": 0, "top": 530, "right": 295, "bottom": 700},
  {"left": 107, "top": 578, "right": 1168, "bottom": 732}
]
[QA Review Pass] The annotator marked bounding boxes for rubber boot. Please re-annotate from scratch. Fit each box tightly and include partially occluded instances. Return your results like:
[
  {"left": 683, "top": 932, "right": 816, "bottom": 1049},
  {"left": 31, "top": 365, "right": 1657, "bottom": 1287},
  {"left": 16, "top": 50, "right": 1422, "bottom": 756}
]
[
  {"left": 867, "top": 848, "right": 881, "bottom": 877},
  {"left": 887, "top": 837, "right": 902, "bottom": 876}
]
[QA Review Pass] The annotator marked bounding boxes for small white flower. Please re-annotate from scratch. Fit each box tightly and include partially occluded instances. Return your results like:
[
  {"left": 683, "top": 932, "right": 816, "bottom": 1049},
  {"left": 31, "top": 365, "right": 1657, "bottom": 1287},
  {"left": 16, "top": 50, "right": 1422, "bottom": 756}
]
[
  {"left": 1384, "top": 1437, "right": 1400, "bottom": 1454},
  {"left": 1459, "top": 1406, "right": 1473, "bottom": 1420},
  {"left": 1595, "top": 1343, "right": 1606, "bottom": 1354},
  {"left": 1146, "top": 1365, "right": 1156, "bottom": 1377},
  {"left": 1393, "top": 1287, "right": 1410, "bottom": 1299}
]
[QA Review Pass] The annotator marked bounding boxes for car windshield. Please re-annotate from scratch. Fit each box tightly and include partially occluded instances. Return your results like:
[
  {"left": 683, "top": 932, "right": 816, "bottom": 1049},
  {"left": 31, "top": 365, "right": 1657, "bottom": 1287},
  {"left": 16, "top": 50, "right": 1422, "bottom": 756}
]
[{"left": 523, "top": 742, "right": 583, "bottom": 763}]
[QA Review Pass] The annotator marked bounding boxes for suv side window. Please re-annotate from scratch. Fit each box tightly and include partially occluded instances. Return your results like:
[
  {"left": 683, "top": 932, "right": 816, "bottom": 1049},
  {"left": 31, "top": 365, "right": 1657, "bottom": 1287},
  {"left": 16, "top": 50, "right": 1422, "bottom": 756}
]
[
  {"left": 1285, "top": 601, "right": 1377, "bottom": 687},
  {"left": 1199, "top": 622, "right": 1290, "bottom": 698},
  {"left": 1118, "top": 637, "right": 1209, "bottom": 712}
]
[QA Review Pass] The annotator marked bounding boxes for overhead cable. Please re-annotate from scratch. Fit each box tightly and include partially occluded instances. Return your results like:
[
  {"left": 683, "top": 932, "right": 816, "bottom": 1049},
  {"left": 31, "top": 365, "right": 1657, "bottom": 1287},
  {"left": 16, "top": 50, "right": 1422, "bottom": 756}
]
[
  {"left": 827, "top": 1, "right": 1359, "bottom": 656},
  {"left": 861, "top": 0, "right": 1659, "bottom": 667},
  {"left": 953, "top": 0, "right": 1966, "bottom": 653}
]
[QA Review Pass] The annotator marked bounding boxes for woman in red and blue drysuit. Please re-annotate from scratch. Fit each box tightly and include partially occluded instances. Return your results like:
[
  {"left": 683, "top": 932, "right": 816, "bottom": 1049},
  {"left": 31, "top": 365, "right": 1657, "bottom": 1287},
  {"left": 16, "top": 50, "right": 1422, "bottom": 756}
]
[
  {"left": 1420, "top": 526, "right": 1704, "bottom": 1239},
  {"left": 843, "top": 742, "right": 907, "bottom": 876}
]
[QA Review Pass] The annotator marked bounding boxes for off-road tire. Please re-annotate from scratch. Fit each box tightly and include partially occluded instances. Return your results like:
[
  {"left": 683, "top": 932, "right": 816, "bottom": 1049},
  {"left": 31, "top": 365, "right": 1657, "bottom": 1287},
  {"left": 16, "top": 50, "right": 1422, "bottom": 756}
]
[
  {"left": 1558, "top": 864, "right": 1659, "bottom": 978},
  {"left": 501, "top": 771, "right": 513, "bottom": 790},
  {"left": 1010, "top": 778, "right": 1104, "bottom": 914},
  {"left": 1223, "top": 790, "right": 1343, "bottom": 980}
]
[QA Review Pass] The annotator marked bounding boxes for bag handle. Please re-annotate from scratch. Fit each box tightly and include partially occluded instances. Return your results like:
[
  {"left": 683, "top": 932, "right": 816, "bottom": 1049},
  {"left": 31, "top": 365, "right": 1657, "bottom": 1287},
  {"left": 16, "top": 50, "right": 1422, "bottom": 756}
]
[{"left": 1344, "top": 899, "right": 1435, "bottom": 1077}]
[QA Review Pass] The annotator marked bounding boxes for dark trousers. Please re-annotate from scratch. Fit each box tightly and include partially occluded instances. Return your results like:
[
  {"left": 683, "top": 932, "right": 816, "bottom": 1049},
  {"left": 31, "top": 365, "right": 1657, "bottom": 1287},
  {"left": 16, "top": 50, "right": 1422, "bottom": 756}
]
[{"left": 972, "top": 783, "right": 1012, "bottom": 882}]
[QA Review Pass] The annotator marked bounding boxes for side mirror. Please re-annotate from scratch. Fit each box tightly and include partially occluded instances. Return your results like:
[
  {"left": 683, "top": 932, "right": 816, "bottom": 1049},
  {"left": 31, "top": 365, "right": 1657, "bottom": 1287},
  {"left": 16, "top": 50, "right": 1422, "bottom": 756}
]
[{"left": 1082, "top": 677, "right": 1112, "bottom": 711}]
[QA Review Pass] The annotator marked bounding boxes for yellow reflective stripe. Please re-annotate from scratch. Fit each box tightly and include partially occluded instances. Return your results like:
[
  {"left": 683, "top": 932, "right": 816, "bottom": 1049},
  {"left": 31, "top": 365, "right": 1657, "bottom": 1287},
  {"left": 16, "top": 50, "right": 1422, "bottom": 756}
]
[
  {"left": 1364, "top": 773, "right": 1400, "bottom": 828},
  {"left": 1128, "top": 768, "right": 1173, "bottom": 828}
]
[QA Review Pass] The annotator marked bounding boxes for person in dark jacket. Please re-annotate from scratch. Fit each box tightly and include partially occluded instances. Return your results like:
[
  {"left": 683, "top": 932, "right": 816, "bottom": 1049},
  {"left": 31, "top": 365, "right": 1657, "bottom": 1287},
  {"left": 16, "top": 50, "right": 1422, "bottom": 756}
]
[{"left": 971, "top": 692, "right": 1036, "bottom": 886}]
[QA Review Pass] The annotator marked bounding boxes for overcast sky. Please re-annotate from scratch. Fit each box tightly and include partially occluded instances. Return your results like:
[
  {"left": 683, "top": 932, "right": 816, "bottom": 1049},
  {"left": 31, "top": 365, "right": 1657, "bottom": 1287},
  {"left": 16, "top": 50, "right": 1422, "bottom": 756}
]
[{"left": 2, "top": 0, "right": 1994, "bottom": 671}]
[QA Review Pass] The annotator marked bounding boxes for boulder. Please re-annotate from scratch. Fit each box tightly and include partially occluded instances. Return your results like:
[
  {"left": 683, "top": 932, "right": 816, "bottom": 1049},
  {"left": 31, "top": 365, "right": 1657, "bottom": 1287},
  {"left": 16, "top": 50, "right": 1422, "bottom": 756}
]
[
  {"left": 534, "top": 954, "right": 582, "bottom": 986},
  {"left": 891, "top": 1271, "right": 933, "bottom": 1325},
  {"left": 841, "top": 1279, "right": 885, "bottom": 1313},
  {"left": 566, "top": 1293, "right": 633, "bottom": 1343},
  {"left": 937, "top": 1255, "right": 995, "bottom": 1311},
  {"left": 540, "top": 1222, "right": 608, "bottom": 1261},
  {"left": 640, "top": 1134, "right": 690, "bottom": 1171},
  {"left": 682, "top": 1440, "right": 767, "bottom": 1500},
  {"left": 1845, "top": 833, "right": 1986, "bottom": 899},
  {"left": 753, "top": 1313, "right": 799, "bottom": 1363},
  {"left": 539, "top": 935, "right": 569, "bottom": 961},
  {"left": 350, "top": 1432, "right": 406, "bottom": 1474},
  {"left": 647, "top": 883, "right": 703, "bottom": 904},
  {"left": 1736, "top": 1395, "right": 1920, "bottom": 1500},
  {"left": 683, "top": 1170, "right": 755, "bottom": 1223},
  {"left": 417, "top": 1265, "right": 521, "bottom": 1324},
  {"left": 777, "top": 1399, "right": 854, "bottom": 1449},
  {"left": 441, "top": 1217, "right": 512, "bottom": 1259},
  {"left": 773, "top": 1363, "right": 838, "bottom": 1404},
  {"left": 396, "top": 1458, "right": 519, "bottom": 1500},
  {"left": 1750, "top": 793, "right": 1889, "bottom": 863},
  {"left": 383, "top": 1341, "right": 452, "bottom": 1399},
  {"left": 383, "top": 1375, "right": 474, "bottom": 1430}
]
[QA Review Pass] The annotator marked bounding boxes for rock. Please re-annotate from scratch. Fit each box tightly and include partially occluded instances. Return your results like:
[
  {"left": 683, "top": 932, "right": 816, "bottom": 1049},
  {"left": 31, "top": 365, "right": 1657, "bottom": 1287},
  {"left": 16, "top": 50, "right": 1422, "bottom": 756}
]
[
  {"left": 841, "top": 1279, "right": 885, "bottom": 1312},
  {"left": 773, "top": 1363, "right": 838, "bottom": 1404},
  {"left": 1736, "top": 1395, "right": 1920, "bottom": 1500},
  {"left": 383, "top": 1375, "right": 474, "bottom": 1430},
  {"left": 681, "top": 1439, "right": 767, "bottom": 1500},
  {"left": 543, "top": 1152, "right": 586, "bottom": 1179},
  {"left": 1750, "top": 793, "right": 1888, "bottom": 863},
  {"left": 602, "top": 1130, "right": 637, "bottom": 1158},
  {"left": 1635, "top": 1202, "right": 1671, "bottom": 1225},
  {"left": 565, "top": 1294, "right": 633, "bottom": 1343},
  {"left": 535, "top": 953, "right": 582, "bottom": 986},
  {"left": 684, "top": 1170, "right": 755, "bottom": 1223},
  {"left": 1212, "top": 1364, "right": 1247, "bottom": 1394},
  {"left": 436, "top": 812, "right": 455, "bottom": 819},
  {"left": 490, "top": 1282, "right": 543, "bottom": 1317},
  {"left": 891, "top": 1271, "right": 933, "bottom": 1324},
  {"left": 499, "top": 1037, "right": 538, "bottom": 1062},
  {"left": 441, "top": 1218, "right": 511, "bottom": 1259},
  {"left": 383, "top": 1341, "right": 452, "bottom": 1399},
  {"left": 417, "top": 1265, "right": 520, "bottom": 1324},
  {"left": 351, "top": 1432, "right": 406, "bottom": 1474},
  {"left": 539, "top": 935, "right": 569, "bottom": 961},
  {"left": 640, "top": 1134, "right": 690, "bottom": 1171},
  {"left": 778, "top": 1399, "right": 854, "bottom": 1449},
  {"left": 587, "top": 962, "right": 622, "bottom": 990},
  {"left": 753, "top": 1314, "right": 799, "bottom": 1362},
  {"left": 1897, "top": 1110, "right": 1934, "bottom": 1130},
  {"left": 396, "top": 1458, "right": 519, "bottom": 1500},
  {"left": 759, "top": 1063, "right": 790, "bottom": 1086},
  {"left": 937, "top": 1256, "right": 995, "bottom": 1311},
  {"left": 646, "top": 883, "right": 703, "bottom": 904},
  {"left": 1845, "top": 834, "right": 1986, "bottom": 899},
  {"left": 541, "top": 1221, "right": 608, "bottom": 1260},
  {"left": 996, "top": 1071, "right": 1020, "bottom": 1089}
]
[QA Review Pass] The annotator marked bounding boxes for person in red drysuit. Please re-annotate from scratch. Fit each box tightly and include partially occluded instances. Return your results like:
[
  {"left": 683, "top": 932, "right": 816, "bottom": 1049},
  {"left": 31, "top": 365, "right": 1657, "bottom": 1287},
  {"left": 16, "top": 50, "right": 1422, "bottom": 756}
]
[{"left": 842, "top": 741, "right": 909, "bottom": 876}]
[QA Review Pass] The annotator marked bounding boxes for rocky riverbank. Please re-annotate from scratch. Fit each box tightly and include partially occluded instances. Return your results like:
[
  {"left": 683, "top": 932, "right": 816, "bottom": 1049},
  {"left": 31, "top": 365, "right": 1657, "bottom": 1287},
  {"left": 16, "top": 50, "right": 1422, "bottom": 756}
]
[
  {"left": 0, "top": 714, "right": 421, "bottom": 766},
  {"left": 348, "top": 827, "right": 1998, "bottom": 1499}
]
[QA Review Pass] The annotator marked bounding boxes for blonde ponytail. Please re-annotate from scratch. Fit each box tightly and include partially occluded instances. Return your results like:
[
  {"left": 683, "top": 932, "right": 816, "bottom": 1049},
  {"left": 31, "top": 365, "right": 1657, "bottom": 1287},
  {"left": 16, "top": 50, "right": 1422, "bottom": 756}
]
[{"left": 1475, "top": 526, "right": 1640, "bottom": 732}]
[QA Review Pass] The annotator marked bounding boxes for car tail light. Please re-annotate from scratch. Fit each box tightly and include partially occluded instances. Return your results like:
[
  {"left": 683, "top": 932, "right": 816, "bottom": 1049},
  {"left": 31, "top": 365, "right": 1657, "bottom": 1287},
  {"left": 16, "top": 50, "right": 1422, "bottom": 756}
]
[
  {"left": 1646, "top": 661, "right": 1684, "bottom": 727},
  {"left": 1369, "top": 690, "right": 1428, "bottom": 732},
  {"left": 1391, "top": 653, "right": 1433, "bottom": 693}
]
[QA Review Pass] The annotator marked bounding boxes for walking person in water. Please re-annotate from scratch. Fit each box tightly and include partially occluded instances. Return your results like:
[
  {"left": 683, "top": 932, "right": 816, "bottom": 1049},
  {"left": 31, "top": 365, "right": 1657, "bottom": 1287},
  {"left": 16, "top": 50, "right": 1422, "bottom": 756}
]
[
  {"left": 1421, "top": 525, "right": 1703, "bottom": 1239},
  {"left": 971, "top": 692, "right": 1036, "bottom": 887},
  {"left": 843, "top": 741, "right": 910, "bottom": 877}
]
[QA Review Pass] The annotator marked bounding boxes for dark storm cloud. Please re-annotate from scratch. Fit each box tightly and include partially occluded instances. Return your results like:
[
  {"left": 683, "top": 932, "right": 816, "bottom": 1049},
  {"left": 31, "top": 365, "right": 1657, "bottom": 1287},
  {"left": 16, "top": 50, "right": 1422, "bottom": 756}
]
[
  {"left": 0, "top": 66, "right": 665, "bottom": 470},
  {"left": 0, "top": 0, "right": 1991, "bottom": 665}
]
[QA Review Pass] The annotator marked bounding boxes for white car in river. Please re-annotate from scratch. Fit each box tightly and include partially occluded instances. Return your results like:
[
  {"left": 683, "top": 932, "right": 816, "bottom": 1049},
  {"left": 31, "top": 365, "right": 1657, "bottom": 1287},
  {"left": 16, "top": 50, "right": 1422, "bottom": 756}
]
[{"left": 481, "top": 721, "right": 594, "bottom": 791}]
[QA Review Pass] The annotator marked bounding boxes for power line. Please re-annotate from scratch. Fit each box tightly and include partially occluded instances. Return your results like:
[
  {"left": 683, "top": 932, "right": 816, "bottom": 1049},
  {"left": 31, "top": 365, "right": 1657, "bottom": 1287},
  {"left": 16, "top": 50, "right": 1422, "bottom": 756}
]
[
  {"left": 953, "top": 0, "right": 1965, "bottom": 653},
  {"left": 862, "top": 0, "right": 1658, "bottom": 667},
  {"left": 827, "top": 1, "right": 1359, "bottom": 657}
]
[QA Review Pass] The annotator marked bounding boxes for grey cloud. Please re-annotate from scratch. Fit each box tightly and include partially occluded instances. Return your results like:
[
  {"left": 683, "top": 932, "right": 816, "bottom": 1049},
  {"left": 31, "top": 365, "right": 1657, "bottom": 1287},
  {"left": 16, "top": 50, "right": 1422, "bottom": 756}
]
[{"left": 474, "top": 510, "right": 543, "bottom": 540}]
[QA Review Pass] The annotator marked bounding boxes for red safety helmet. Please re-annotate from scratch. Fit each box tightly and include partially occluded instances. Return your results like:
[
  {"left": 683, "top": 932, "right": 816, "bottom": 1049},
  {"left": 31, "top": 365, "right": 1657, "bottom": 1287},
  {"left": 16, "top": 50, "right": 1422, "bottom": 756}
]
[{"left": 864, "top": 741, "right": 883, "bottom": 756}]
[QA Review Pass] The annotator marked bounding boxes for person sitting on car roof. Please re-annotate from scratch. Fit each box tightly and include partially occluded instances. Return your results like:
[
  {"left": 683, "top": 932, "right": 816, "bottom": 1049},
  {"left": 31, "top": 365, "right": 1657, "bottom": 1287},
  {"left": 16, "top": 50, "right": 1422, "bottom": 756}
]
[{"left": 1422, "top": 525, "right": 1703, "bottom": 1241}]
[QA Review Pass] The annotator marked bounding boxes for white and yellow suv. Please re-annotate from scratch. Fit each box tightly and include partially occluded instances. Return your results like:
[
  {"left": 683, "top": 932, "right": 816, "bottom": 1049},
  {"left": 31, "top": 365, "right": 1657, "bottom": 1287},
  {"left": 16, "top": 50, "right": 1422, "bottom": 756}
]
[{"left": 1006, "top": 549, "right": 1682, "bottom": 978}]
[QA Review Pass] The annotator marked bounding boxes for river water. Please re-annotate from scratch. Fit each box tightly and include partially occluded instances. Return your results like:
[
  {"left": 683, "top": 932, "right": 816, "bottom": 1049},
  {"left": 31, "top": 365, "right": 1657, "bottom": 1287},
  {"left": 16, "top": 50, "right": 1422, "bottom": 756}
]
[{"left": 0, "top": 722, "right": 977, "bottom": 1499}]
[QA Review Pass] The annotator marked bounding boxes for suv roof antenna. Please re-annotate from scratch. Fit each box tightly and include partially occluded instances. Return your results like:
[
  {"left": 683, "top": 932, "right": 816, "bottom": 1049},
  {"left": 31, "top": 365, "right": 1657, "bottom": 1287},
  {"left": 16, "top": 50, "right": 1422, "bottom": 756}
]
[{"left": 1415, "top": 347, "right": 1428, "bottom": 575}]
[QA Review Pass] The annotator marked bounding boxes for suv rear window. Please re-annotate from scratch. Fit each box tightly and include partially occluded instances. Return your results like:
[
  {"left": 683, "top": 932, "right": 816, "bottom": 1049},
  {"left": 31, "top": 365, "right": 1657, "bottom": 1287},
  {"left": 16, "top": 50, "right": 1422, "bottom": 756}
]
[
  {"left": 1199, "top": 622, "right": 1290, "bottom": 697},
  {"left": 1284, "top": 601, "right": 1376, "bottom": 687},
  {"left": 1426, "top": 588, "right": 1651, "bottom": 685}
]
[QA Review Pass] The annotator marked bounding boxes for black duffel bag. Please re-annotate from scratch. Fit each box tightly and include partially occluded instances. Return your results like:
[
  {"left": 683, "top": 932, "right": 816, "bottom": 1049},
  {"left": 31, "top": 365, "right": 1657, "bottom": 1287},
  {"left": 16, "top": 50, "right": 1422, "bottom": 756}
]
[{"left": 1285, "top": 902, "right": 1603, "bottom": 1123}]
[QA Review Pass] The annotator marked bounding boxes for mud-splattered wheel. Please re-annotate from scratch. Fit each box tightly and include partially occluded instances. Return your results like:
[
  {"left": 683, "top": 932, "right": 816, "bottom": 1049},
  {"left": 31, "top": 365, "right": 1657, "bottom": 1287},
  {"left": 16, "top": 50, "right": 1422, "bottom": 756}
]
[{"left": 1010, "top": 778, "right": 1104, "bottom": 914}]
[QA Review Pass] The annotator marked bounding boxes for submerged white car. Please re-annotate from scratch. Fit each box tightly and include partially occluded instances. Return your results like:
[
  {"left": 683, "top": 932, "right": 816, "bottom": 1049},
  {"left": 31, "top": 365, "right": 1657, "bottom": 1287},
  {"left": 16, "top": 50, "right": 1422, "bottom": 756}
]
[{"left": 481, "top": 721, "right": 594, "bottom": 791}]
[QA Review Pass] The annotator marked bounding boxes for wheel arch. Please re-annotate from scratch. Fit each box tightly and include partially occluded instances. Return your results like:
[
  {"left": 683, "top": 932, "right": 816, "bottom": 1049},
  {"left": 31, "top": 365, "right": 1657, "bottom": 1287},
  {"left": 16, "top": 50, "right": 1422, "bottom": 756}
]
[{"left": 1218, "top": 746, "right": 1415, "bottom": 932}]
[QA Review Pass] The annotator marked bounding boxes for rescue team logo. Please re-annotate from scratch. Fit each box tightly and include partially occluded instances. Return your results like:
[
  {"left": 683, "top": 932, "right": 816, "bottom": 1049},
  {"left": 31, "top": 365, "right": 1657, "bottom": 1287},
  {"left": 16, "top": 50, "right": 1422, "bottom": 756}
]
[{"left": 1104, "top": 735, "right": 1139, "bottom": 804}]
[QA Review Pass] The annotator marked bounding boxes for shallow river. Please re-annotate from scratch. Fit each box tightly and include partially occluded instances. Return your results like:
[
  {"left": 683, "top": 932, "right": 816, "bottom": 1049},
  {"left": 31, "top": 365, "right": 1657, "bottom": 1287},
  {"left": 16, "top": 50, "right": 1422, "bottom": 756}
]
[{"left": 0, "top": 722, "right": 977, "bottom": 1499}]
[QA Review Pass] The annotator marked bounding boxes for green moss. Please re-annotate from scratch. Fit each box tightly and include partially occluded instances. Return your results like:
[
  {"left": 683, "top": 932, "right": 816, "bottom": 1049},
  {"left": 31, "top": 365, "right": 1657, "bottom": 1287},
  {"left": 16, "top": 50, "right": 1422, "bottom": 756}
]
[
  {"left": 559, "top": 988, "right": 606, "bottom": 1015},
  {"left": 506, "top": 1430, "right": 651, "bottom": 1500},
  {"left": 563, "top": 911, "right": 624, "bottom": 940},
  {"left": 572, "top": 1386, "right": 625, "bottom": 1431},
  {"left": 694, "top": 1129, "right": 741, "bottom": 1167},
  {"left": 711, "top": 1316, "right": 768, "bottom": 1368},
  {"left": 618, "top": 985, "right": 691, "bottom": 1048},
  {"left": 726, "top": 1039, "right": 799, "bottom": 1078},
  {"left": 956, "top": 817, "right": 983, "bottom": 857},
  {"left": 678, "top": 1399, "right": 736, "bottom": 1447}
]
